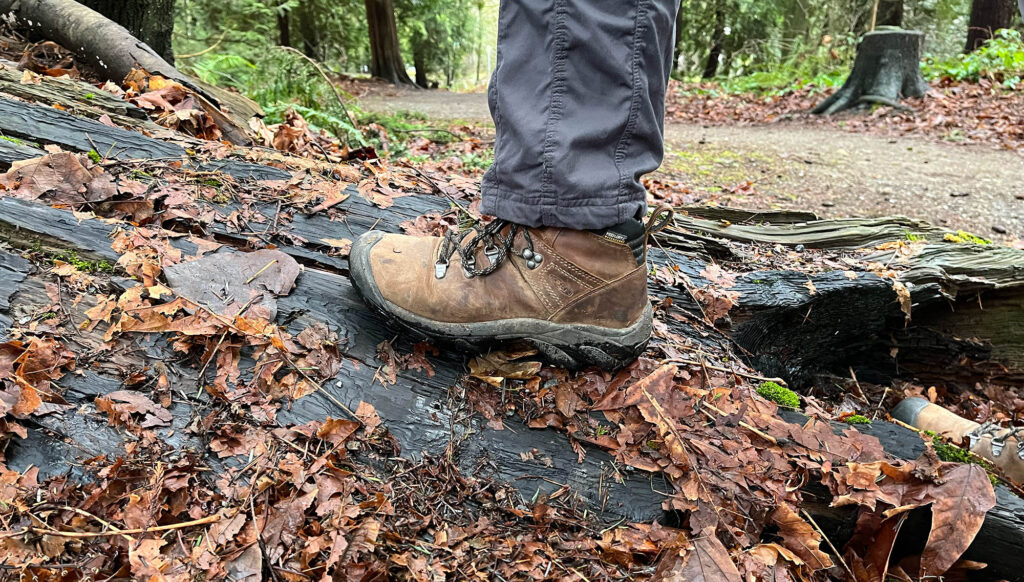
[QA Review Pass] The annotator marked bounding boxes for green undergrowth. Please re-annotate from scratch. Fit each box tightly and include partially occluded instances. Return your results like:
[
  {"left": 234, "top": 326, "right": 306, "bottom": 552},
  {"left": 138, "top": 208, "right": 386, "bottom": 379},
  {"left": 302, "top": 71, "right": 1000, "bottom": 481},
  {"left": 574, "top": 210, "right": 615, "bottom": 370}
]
[
  {"left": 844, "top": 414, "right": 872, "bottom": 425},
  {"left": 683, "top": 29, "right": 1024, "bottom": 99},
  {"left": 757, "top": 381, "right": 800, "bottom": 409},
  {"left": 923, "top": 29, "right": 1024, "bottom": 88}
]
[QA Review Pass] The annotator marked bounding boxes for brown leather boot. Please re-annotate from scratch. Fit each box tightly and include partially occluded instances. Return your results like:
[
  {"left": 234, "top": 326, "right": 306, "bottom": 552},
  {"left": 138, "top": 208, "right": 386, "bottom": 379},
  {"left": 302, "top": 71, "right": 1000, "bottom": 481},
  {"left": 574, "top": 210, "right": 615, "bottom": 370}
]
[{"left": 349, "top": 207, "right": 673, "bottom": 370}]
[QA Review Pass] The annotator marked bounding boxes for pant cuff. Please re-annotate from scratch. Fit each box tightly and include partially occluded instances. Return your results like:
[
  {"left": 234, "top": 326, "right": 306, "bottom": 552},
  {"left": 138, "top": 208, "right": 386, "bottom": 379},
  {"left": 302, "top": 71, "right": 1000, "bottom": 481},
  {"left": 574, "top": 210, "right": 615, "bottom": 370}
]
[{"left": 479, "top": 193, "right": 646, "bottom": 230}]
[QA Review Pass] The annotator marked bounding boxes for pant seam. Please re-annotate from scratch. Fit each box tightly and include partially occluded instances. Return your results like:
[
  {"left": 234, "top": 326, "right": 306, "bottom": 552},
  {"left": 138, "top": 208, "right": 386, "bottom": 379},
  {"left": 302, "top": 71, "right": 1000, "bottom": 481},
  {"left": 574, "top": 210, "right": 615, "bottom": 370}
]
[
  {"left": 489, "top": 0, "right": 510, "bottom": 202},
  {"left": 539, "top": 0, "right": 571, "bottom": 224},
  {"left": 612, "top": 0, "right": 650, "bottom": 224}
]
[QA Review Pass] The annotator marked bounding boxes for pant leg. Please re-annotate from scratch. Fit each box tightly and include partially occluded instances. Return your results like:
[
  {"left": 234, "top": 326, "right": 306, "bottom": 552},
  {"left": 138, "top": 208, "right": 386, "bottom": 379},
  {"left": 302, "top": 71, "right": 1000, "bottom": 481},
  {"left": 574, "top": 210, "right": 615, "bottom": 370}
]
[{"left": 480, "top": 0, "right": 678, "bottom": 230}]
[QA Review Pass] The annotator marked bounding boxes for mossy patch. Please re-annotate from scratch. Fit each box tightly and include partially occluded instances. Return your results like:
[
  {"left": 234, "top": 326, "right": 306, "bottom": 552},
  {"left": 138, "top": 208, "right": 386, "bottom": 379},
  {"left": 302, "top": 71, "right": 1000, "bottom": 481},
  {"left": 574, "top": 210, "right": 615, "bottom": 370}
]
[
  {"left": 48, "top": 250, "right": 115, "bottom": 274},
  {"left": 943, "top": 230, "right": 991, "bottom": 245},
  {"left": 928, "top": 431, "right": 1000, "bottom": 486},
  {"left": 757, "top": 381, "right": 800, "bottom": 409},
  {"left": 844, "top": 414, "right": 871, "bottom": 425}
]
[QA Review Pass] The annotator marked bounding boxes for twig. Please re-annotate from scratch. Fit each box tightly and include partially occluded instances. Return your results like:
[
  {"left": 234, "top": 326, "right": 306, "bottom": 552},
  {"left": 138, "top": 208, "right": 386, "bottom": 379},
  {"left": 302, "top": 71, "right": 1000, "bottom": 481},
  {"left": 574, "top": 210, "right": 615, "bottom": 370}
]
[
  {"left": 3, "top": 514, "right": 220, "bottom": 540},
  {"left": 245, "top": 259, "right": 278, "bottom": 284},
  {"left": 663, "top": 358, "right": 787, "bottom": 385},
  {"left": 195, "top": 330, "right": 228, "bottom": 394},
  {"left": 398, "top": 160, "right": 471, "bottom": 217},
  {"left": 177, "top": 30, "right": 227, "bottom": 59},
  {"left": 277, "top": 45, "right": 361, "bottom": 142},
  {"left": 802, "top": 508, "right": 856, "bottom": 578},
  {"left": 275, "top": 340, "right": 359, "bottom": 422},
  {"left": 698, "top": 400, "right": 782, "bottom": 446}
]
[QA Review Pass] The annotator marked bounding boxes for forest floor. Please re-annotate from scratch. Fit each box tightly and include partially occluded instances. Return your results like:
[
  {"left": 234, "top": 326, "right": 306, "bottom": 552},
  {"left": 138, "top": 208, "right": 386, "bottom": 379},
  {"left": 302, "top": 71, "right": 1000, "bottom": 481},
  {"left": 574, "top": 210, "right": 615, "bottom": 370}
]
[{"left": 358, "top": 85, "right": 1024, "bottom": 244}]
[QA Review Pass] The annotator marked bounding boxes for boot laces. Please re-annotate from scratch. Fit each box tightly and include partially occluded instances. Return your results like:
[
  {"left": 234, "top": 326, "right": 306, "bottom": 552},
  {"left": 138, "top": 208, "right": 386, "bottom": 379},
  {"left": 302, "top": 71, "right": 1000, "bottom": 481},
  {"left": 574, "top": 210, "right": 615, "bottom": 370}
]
[
  {"left": 435, "top": 219, "right": 540, "bottom": 279},
  {"left": 432, "top": 205, "right": 675, "bottom": 280}
]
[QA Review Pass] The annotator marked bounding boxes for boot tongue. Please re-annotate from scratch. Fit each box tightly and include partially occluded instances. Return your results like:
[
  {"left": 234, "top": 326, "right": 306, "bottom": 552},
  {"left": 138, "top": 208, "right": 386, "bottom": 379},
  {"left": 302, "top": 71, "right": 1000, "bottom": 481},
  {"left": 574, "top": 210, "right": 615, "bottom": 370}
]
[
  {"left": 590, "top": 218, "right": 645, "bottom": 246},
  {"left": 590, "top": 218, "right": 646, "bottom": 266}
]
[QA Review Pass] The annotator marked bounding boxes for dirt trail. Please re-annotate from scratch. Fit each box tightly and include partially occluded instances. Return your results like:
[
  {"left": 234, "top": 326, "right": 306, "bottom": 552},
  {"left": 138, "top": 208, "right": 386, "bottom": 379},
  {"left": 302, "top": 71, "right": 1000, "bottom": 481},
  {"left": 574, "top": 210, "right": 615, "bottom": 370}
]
[{"left": 360, "top": 89, "right": 1023, "bottom": 241}]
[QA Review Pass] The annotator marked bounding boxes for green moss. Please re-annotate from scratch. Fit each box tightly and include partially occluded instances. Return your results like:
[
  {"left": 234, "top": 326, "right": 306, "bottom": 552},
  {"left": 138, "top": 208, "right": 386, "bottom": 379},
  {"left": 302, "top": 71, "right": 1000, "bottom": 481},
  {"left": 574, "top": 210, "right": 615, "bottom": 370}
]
[
  {"left": 844, "top": 414, "right": 872, "bottom": 425},
  {"left": 0, "top": 134, "right": 40, "bottom": 148},
  {"left": 757, "top": 381, "right": 800, "bottom": 409},
  {"left": 903, "top": 231, "right": 927, "bottom": 242},
  {"left": 932, "top": 435, "right": 1000, "bottom": 486},
  {"left": 49, "top": 250, "right": 115, "bottom": 274},
  {"left": 943, "top": 230, "right": 991, "bottom": 245},
  {"left": 87, "top": 149, "right": 102, "bottom": 164},
  {"left": 82, "top": 93, "right": 96, "bottom": 100}
]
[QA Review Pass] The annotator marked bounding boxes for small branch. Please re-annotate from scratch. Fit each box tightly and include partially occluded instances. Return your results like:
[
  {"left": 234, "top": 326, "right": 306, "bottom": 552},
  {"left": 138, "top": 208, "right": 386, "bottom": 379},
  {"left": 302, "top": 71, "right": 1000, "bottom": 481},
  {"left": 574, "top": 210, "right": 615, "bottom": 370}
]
[
  {"left": 276, "top": 45, "right": 361, "bottom": 143},
  {"left": 2, "top": 514, "right": 220, "bottom": 540},
  {"left": 177, "top": 31, "right": 226, "bottom": 59}
]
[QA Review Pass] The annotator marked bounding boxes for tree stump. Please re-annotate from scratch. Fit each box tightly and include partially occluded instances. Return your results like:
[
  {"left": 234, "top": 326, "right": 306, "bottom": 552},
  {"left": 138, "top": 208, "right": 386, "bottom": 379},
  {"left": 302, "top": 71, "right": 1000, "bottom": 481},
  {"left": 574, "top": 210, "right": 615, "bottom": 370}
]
[{"left": 813, "top": 29, "right": 930, "bottom": 115}]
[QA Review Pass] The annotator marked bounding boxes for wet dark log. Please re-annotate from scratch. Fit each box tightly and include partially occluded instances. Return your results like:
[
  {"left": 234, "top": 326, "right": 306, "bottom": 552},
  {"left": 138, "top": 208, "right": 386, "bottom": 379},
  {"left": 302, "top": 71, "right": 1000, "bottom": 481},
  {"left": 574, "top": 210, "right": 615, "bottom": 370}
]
[
  {"left": 0, "top": 0, "right": 258, "bottom": 144},
  {"left": 0, "top": 136, "right": 45, "bottom": 165},
  {"left": 0, "top": 199, "right": 669, "bottom": 522},
  {"left": 0, "top": 97, "right": 290, "bottom": 180},
  {"left": 813, "top": 30, "right": 931, "bottom": 115},
  {"left": 0, "top": 62, "right": 158, "bottom": 130},
  {"left": 662, "top": 212, "right": 1024, "bottom": 387},
  {"left": 3, "top": 197, "right": 1024, "bottom": 579}
]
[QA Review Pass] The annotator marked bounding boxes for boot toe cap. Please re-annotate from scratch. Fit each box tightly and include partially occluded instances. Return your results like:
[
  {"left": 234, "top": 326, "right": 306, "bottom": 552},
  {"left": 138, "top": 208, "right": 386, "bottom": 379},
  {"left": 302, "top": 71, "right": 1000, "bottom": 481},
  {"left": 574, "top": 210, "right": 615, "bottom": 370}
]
[{"left": 349, "top": 230, "right": 387, "bottom": 306}]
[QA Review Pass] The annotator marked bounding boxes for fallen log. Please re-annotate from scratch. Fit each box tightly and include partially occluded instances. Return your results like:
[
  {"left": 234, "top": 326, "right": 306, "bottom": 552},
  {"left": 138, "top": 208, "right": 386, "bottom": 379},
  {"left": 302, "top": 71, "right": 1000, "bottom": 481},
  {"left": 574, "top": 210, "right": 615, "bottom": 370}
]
[
  {"left": 0, "top": 0, "right": 260, "bottom": 144},
  {"left": 664, "top": 208, "right": 1024, "bottom": 387},
  {"left": 4, "top": 191, "right": 1024, "bottom": 577},
  {"left": 0, "top": 97, "right": 290, "bottom": 180},
  {"left": 0, "top": 60, "right": 157, "bottom": 130}
]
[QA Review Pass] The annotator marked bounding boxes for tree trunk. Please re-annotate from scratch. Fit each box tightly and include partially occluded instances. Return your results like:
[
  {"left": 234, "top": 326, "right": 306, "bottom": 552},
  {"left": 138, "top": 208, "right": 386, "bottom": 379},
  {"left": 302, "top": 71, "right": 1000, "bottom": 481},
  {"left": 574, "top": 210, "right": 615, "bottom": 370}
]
[
  {"left": 781, "top": 0, "right": 809, "bottom": 60},
  {"left": 674, "top": 0, "right": 685, "bottom": 71},
  {"left": 78, "top": 0, "right": 176, "bottom": 64},
  {"left": 813, "top": 30, "right": 930, "bottom": 115},
  {"left": 876, "top": 0, "right": 904, "bottom": 27},
  {"left": 277, "top": 4, "right": 291, "bottom": 48},
  {"left": 364, "top": 0, "right": 414, "bottom": 85},
  {"left": 966, "top": 0, "right": 1018, "bottom": 52},
  {"left": 298, "top": 2, "right": 320, "bottom": 61},
  {"left": 412, "top": 42, "right": 429, "bottom": 88},
  {"left": 702, "top": 2, "right": 726, "bottom": 79}
]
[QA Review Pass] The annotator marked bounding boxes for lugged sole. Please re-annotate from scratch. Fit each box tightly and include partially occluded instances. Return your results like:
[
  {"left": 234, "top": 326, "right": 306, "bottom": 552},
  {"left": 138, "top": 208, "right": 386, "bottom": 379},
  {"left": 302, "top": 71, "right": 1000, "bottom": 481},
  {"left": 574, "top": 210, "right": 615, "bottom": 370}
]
[{"left": 349, "top": 231, "right": 652, "bottom": 370}]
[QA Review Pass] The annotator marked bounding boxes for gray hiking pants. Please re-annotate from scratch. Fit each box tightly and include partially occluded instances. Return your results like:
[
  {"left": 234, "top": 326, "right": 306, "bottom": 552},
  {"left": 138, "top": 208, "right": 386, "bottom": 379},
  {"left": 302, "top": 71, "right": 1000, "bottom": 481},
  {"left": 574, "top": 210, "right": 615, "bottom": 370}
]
[{"left": 480, "top": 0, "right": 679, "bottom": 230}]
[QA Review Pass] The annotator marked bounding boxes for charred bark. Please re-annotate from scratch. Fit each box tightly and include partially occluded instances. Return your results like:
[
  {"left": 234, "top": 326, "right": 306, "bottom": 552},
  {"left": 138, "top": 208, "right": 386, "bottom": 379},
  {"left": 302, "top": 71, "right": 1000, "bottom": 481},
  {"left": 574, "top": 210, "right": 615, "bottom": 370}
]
[
  {"left": 364, "top": 0, "right": 415, "bottom": 85},
  {"left": 78, "top": 0, "right": 176, "bottom": 64},
  {"left": 812, "top": 30, "right": 930, "bottom": 115},
  {"left": 966, "top": 0, "right": 1019, "bottom": 52}
]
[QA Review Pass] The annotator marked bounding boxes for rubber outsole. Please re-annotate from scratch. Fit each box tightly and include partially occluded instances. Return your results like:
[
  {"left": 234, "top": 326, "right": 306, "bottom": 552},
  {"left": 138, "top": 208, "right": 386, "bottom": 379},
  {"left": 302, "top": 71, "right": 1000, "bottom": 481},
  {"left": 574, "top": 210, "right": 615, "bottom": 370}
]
[{"left": 349, "top": 231, "right": 652, "bottom": 370}]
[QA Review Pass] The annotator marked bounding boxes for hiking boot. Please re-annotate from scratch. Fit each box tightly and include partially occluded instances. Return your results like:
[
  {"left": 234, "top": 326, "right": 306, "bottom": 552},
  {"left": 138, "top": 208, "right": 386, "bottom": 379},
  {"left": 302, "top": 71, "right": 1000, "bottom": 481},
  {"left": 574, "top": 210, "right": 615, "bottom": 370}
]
[
  {"left": 349, "top": 206, "right": 674, "bottom": 370},
  {"left": 892, "top": 397, "right": 1024, "bottom": 484}
]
